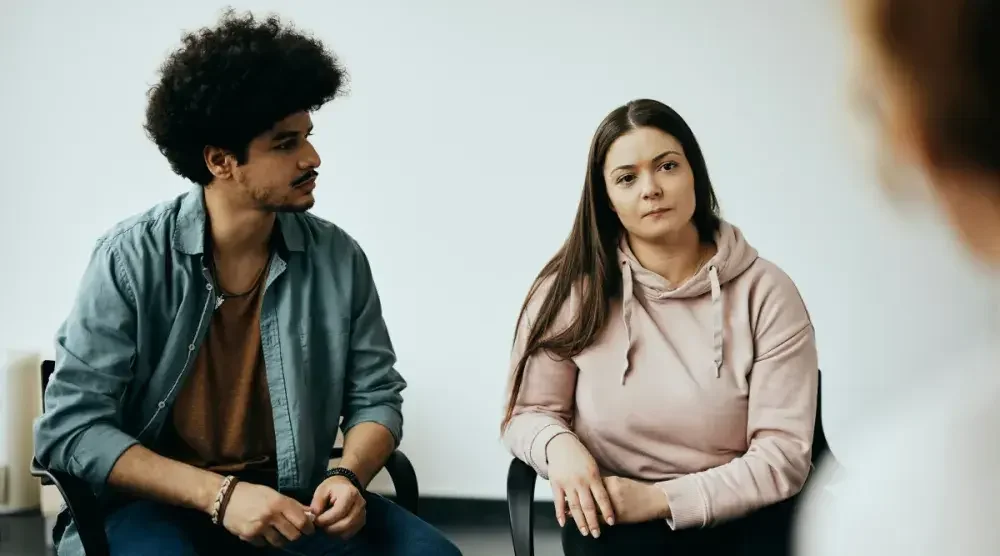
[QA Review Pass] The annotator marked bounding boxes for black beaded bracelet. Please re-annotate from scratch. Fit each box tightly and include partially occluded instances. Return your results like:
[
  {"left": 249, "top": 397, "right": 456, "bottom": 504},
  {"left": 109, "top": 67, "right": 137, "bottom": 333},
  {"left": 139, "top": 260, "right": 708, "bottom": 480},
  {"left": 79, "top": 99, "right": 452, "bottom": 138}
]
[{"left": 325, "top": 466, "right": 365, "bottom": 494}]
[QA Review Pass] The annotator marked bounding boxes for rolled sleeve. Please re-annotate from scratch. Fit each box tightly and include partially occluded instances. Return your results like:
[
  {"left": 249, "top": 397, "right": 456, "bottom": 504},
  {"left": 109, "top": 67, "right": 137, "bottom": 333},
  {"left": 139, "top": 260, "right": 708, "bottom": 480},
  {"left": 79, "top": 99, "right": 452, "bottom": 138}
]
[
  {"left": 33, "top": 240, "right": 140, "bottom": 487},
  {"left": 339, "top": 242, "right": 406, "bottom": 446}
]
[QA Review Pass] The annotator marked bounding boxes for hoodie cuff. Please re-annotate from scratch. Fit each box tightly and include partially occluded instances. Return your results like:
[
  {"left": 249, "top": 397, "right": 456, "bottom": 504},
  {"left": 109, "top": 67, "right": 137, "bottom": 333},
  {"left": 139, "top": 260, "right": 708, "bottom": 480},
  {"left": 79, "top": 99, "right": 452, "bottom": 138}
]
[
  {"left": 528, "top": 424, "right": 574, "bottom": 478},
  {"left": 657, "top": 475, "right": 709, "bottom": 530}
]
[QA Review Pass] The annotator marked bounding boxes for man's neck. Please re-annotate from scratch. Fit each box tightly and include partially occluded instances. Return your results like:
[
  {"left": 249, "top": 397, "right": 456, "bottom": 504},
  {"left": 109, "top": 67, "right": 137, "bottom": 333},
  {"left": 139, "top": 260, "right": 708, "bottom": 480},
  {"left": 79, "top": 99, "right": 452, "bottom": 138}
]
[
  {"left": 628, "top": 225, "right": 712, "bottom": 286},
  {"left": 203, "top": 185, "right": 275, "bottom": 259}
]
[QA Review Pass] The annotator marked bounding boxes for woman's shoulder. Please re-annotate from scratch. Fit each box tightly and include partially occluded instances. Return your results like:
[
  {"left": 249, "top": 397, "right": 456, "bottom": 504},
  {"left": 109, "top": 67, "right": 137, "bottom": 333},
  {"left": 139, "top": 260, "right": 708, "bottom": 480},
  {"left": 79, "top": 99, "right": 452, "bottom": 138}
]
[{"left": 519, "top": 272, "right": 589, "bottom": 328}]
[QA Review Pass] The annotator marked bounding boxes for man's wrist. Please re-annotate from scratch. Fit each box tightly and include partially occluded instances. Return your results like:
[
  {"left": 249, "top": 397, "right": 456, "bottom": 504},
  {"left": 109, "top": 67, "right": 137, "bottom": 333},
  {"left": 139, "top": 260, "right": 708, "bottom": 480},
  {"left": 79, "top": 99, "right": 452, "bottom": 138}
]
[
  {"left": 325, "top": 466, "right": 365, "bottom": 493},
  {"left": 198, "top": 471, "right": 228, "bottom": 515}
]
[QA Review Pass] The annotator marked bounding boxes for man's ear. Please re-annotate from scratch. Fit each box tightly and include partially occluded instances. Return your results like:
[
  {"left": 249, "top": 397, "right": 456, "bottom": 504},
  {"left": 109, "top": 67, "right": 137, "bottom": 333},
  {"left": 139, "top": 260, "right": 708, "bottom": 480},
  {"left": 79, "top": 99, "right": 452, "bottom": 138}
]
[{"left": 204, "top": 146, "right": 235, "bottom": 180}]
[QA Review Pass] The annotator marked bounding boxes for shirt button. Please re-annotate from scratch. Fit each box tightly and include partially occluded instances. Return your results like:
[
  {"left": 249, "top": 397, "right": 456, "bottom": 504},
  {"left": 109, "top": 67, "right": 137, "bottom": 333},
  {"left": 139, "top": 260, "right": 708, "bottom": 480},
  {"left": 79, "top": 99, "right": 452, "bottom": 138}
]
[
  {"left": 188, "top": 344, "right": 195, "bottom": 351},
  {"left": 206, "top": 284, "right": 213, "bottom": 291},
  {"left": 158, "top": 401, "right": 165, "bottom": 409}
]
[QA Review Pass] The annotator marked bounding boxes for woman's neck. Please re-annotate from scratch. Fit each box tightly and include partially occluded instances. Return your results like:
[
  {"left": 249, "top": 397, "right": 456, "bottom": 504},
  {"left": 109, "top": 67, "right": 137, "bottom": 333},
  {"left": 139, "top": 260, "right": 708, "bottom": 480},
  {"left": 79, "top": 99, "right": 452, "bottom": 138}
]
[{"left": 627, "top": 225, "right": 714, "bottom": 286}]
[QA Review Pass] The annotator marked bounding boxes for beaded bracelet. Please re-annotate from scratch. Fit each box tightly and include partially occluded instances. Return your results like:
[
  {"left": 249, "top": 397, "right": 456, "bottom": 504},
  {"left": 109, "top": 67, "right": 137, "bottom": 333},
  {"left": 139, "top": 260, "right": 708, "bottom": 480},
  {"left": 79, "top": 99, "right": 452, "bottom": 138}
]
[{"left": 210, "top": 475, "right": 240, "bottom": 526}]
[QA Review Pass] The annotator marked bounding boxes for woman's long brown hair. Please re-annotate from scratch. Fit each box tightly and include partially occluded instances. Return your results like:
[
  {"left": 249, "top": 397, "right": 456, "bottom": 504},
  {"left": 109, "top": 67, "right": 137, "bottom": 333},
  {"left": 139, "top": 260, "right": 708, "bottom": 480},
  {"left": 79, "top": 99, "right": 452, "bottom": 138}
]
[{"left": 501, "top": 99, "right": 722, "bottom": 432}]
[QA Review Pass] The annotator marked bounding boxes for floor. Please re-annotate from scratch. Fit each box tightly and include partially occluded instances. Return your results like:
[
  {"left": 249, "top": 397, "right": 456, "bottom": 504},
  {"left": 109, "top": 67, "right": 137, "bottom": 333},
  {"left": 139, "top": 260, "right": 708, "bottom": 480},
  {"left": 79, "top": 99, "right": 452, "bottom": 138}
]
[{"left": 0, "top": 512, "right": 564, "bottom": 555}]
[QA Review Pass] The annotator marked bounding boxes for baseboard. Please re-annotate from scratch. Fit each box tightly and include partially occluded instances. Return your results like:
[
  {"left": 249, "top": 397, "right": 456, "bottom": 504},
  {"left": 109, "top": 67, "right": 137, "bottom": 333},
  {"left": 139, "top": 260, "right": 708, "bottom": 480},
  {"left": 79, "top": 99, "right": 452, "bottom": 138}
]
[{"left": 393, "top": 496, "right": 559, "bottom": 529}]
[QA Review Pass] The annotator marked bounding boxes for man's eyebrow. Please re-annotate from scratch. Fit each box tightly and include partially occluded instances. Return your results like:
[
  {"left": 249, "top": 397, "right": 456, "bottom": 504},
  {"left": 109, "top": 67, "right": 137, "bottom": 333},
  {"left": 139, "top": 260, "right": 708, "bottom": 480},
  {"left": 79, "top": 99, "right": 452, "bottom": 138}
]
[{"left": 271, "top": 125, "right": 313, "bottom": 141}]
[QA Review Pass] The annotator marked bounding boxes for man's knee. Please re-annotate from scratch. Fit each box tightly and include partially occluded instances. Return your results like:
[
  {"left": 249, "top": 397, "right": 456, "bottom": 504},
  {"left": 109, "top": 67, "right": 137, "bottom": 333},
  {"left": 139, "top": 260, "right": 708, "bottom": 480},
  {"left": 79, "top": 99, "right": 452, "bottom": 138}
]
[
  {"left": 364, "top": 494, "right": 463, "bottom": 555},
  {"left": 104, "top": 500, "right": 199, "bottom": 556}
]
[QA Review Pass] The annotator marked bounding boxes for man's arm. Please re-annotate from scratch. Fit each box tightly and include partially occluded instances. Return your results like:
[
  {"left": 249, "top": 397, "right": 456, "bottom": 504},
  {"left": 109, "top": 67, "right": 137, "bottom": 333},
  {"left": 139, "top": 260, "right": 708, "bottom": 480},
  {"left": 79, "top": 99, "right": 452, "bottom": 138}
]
[
  {"left": 337, "top": 422, "right": 395, "bottom": 487},
  {"left": 337, "top": 243, "right": 406, "bottom": 478},
  {"left": 108, "top": 445, "right": 222, "bottom": 513},
  {"left": 33, "top": 240, "right": 223, "bottom": 512}
]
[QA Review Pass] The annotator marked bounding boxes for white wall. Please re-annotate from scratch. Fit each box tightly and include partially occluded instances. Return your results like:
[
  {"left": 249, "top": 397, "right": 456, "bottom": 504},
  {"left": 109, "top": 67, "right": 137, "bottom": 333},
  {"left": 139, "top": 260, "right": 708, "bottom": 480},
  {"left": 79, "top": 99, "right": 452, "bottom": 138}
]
[{"left": 1, "top": 0, "right": 996, "bottom": 501}]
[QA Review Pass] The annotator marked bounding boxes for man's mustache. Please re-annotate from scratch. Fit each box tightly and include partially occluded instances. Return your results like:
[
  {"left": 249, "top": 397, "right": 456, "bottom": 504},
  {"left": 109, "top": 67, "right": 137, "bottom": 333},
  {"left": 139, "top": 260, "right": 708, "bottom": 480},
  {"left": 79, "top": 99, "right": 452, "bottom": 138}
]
[{"left": 292, "top": 170, "right": 318, "bottom": 187}]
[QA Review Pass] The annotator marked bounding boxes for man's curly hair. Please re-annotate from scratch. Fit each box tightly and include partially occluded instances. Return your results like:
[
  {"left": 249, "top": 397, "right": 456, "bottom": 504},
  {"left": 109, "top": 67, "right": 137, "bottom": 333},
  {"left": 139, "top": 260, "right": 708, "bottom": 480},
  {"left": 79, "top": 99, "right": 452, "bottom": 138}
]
[{"left": 144, "top": 9, "right": 347, "bottom": 186}]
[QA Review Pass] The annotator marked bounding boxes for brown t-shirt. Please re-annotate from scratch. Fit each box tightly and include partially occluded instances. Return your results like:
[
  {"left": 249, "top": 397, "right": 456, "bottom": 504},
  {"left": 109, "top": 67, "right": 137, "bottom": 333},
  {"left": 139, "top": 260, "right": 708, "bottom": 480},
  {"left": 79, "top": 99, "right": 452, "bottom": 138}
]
[{"left": 159, "top": 266, "right": 277, "bottom": 478}]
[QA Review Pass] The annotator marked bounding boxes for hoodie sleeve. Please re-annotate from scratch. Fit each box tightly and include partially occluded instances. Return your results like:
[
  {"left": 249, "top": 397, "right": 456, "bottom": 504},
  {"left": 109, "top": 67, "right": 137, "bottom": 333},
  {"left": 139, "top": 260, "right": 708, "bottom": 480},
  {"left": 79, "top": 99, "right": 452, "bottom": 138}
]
[
  {"left": 501, "top": 282, "right": 579, "bottom": 479},
  {"left": 656, "top": 267, "right": 819, "bottom": 529}
]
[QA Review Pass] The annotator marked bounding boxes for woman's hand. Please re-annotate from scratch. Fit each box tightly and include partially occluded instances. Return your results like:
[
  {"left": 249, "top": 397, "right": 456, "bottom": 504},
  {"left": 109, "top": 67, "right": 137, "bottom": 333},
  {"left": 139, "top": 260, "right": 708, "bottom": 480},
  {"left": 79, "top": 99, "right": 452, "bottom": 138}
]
[
  {"left": 545, "top": 433, "right": 615, "bottom": 537},
  {"left": 603, "top": 476, "right": 671, "bottom": 524}
]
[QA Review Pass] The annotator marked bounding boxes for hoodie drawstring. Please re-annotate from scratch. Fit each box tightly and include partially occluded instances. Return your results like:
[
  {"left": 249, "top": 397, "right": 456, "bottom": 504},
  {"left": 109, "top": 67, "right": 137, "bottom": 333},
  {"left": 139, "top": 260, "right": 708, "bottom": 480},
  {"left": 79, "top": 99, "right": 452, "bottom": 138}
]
[
  {"left": 709, "top": 265, "right": 723, "bottom": 378},
  {"left": 621, "top": 260, "right": 635, "bottom": 385},
  {"left": 619, "top": 262, "right": 725, "bottom": 384}
]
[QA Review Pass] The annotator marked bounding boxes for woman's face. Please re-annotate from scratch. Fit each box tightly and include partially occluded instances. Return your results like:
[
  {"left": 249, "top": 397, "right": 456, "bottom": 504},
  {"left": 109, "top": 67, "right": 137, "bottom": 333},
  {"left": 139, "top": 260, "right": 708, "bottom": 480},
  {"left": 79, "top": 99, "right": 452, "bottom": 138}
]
[{"left": 602, "top": 127, "right": 697, "bottom": 244}]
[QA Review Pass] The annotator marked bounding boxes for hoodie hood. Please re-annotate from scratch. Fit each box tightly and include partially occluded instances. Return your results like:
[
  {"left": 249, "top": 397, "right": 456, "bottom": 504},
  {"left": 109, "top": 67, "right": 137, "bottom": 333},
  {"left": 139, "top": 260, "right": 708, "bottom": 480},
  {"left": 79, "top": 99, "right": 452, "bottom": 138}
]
[{"left": 616, "top": 221, "right": 759, "bottom": 383}]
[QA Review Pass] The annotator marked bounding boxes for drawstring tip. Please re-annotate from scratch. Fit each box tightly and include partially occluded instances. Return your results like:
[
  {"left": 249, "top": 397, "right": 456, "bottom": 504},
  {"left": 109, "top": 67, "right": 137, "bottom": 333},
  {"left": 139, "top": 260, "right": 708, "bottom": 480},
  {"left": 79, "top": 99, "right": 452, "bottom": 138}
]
[{"left": 714, "top": 361, "right": 721, "bottom": 378}]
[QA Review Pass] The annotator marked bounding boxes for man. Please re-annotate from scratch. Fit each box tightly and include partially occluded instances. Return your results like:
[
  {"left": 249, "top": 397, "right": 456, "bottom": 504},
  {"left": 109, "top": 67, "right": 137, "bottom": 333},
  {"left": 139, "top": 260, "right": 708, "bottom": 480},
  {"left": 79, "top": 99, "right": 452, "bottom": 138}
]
[{"left": 33, "top": 10, "right": 461, "bottom": 556}]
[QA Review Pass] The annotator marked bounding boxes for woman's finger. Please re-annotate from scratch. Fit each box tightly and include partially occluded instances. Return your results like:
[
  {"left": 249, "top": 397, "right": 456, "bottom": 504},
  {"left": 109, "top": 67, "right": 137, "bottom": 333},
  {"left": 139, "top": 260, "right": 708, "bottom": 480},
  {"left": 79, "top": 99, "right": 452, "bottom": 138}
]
[
  {"left": 551, "top": 484, "right": 567, "bottom": 527},
  {"left": 564, "top": 488, "right": 590, "bottom": 537},
  {"left": 576, "top": 484, "right": 602, "bottom": 537},
  {"left": 590, "top": 479, "right": 616, "bottom": 526}
]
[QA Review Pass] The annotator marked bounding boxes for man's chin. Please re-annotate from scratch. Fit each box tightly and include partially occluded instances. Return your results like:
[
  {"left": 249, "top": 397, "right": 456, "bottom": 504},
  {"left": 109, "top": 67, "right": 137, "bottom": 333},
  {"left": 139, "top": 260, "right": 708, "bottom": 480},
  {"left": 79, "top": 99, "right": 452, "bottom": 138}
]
[{"left": 261, "top": 199, "right": 315, "bottom": 213}]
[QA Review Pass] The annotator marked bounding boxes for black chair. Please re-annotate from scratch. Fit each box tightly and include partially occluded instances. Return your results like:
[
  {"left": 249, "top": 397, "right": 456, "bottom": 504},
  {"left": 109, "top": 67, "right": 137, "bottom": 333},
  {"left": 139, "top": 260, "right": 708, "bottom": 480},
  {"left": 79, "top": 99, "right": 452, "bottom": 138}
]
[
  {"left": 507, "top": 370, "right": 833, "bottom": 556},
  {"left": 30, "top": 359, "right": 420, "bottom": 556}
]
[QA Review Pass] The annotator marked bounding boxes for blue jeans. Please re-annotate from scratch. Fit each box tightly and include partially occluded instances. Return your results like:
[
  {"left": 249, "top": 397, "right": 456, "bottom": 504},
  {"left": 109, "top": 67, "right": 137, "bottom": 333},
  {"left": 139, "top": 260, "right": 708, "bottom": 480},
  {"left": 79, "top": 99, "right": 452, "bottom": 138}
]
[{"left": 101, "top": 494, "right": 462, "bottom": 556}]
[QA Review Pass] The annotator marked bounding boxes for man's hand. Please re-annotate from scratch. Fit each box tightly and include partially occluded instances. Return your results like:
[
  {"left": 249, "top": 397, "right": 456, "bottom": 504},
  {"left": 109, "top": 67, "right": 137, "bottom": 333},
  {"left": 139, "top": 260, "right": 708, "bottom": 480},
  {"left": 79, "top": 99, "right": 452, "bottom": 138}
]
[
  {"left": 221, "top": 481, "right": 315, "bottom": 548},
  {"left": 309, "top": 476, "right": 367, "bottom": 539},
  {"left": 603, "top": 476, "right": 671, "bottom": 524}
]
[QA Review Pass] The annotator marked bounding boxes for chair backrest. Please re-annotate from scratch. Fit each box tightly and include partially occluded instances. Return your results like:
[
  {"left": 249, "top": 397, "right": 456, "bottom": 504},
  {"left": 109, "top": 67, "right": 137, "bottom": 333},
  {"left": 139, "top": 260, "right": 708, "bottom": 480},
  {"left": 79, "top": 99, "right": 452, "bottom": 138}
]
[
  {"left": 41, "top": 359, "right": 55, "bottom": 410},
  {"left": 811, "top": 370, "right": 829, "bottom": 463}
]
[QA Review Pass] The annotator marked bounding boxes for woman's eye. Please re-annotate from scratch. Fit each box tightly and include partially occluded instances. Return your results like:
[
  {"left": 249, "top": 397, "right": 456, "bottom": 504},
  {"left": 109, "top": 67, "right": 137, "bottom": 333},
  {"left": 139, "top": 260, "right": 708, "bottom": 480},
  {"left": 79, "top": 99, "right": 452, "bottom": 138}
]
[
  {"left": 660, "top": 161, "right": 678, "bottom": 171},
  {"left": 617, "top": 174, "right": 636, "bottom": 185}
]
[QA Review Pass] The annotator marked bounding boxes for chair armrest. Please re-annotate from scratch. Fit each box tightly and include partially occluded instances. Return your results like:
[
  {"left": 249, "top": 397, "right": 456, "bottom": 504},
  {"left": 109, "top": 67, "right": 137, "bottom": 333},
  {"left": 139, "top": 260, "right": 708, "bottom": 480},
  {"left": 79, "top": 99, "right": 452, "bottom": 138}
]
[
  {"left": 507, "top": 458, "right": 538, "bottom": 556},
  {"left": 30, "top": 457, "right": 110, "bottom": 556},
  {"left": 326, "top": 447, "right": 419, "bottom": 516}
]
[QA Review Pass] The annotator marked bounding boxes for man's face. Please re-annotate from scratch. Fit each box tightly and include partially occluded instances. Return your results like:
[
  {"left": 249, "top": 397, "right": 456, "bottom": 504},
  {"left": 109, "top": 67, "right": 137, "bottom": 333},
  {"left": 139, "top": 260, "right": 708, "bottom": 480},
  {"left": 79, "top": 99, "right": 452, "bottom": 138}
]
[{"left": 232, "top": 111, "right": 321, "bottom": 213}]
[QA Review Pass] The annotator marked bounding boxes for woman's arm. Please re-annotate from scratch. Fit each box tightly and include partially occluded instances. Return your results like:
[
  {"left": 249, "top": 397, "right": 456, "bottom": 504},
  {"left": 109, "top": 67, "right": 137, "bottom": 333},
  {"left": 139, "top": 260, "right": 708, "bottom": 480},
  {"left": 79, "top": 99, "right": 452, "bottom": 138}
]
[
  {"left": 657, "top": 269, "right": 819, "bottom": 529},
  {"left": 500, "top": 304, "right": 579, "bottom": 479}
]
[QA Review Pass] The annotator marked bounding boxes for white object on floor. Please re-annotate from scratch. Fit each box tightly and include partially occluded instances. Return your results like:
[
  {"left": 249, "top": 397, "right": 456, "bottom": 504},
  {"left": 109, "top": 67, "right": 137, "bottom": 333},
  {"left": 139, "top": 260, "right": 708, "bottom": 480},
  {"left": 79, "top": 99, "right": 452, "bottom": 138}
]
[{"left": 0, "top": 350, "right": 43, "bottom": 514}]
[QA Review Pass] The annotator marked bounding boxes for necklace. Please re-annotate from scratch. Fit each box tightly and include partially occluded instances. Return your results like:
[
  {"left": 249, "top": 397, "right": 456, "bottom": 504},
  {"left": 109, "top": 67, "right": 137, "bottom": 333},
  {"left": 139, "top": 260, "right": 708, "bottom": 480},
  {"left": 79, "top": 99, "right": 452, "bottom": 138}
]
[{"left": 211, "top": 257, "right": 269, "bottom": 309}]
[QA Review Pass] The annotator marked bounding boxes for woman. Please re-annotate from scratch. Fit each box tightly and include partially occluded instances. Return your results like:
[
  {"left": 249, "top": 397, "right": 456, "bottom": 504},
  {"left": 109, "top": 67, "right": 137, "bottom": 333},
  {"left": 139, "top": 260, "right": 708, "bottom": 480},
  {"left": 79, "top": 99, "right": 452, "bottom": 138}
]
[
  {"left": 795, "top": 1, "right": 1000, "bottom": 554},
  {"left": 501, "top": 99, "right": 820, "bottom": 555}
]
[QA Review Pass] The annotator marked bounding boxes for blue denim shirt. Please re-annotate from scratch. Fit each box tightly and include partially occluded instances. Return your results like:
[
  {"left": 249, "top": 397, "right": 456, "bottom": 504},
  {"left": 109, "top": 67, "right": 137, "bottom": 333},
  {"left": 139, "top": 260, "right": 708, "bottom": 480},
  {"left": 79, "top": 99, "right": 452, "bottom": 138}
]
[{"left": 33, "top": 186, "right": 406, "bottom": 554}]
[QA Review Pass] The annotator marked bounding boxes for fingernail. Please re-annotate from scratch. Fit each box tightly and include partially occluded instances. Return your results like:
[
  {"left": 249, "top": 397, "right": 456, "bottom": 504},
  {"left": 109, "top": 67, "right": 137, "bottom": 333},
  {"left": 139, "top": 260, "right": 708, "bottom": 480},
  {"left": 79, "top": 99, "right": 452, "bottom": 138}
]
[
  {"left": 579, "top": 527, "right": 588, "bottom": 536},
  {"left": 591, "top": 529, "right": 600, "bottom": 538},
  {"left": 607, "top": 517, "right": 615, "bottom": 526},
  {"left": 558, "top": 517, "right": 565, "bottom": 527}
]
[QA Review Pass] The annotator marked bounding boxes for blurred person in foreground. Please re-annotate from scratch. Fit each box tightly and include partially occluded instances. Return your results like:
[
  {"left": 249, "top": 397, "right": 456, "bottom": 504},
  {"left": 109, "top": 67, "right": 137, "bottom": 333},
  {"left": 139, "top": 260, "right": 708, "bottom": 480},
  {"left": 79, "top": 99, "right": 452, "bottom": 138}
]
[
  {"left": 795, "top": 1, "right": 1000, "bottom": 554},
  {"left": 32, "top": 9, "right": 460, "bottom": 556}
]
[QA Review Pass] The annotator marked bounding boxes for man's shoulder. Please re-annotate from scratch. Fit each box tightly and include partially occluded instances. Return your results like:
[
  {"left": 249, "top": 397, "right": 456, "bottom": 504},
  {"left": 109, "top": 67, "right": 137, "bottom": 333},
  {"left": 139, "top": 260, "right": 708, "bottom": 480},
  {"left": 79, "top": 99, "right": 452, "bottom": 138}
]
[
  {"left": 292, "top": 212, "right": 366, "bottom": 261},
  {"left": 94, "top": 193, "right": 186, "bottom": 253}
]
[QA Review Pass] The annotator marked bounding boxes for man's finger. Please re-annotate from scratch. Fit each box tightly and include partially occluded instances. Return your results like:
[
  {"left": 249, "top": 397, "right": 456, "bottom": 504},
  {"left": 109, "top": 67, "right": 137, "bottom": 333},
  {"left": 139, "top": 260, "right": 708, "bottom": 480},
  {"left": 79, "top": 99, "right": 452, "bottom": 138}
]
[
  {"left": 262, "top": 527, "right": 287, "bottom": 548},
  {"left": 309, "top": 486, "right": 330, "bottom": 516},
  {"left": 314, "top": 492, "right": 354, "bottom": 528},
  {"left": 323, "top": 499, "right": 365, "bottom": 538},
  {"left": 271, "top": 515, "right": 303, "bottom": 543},
  {"left": 282, "top": 505, "right": 316, "bottom": 536}
]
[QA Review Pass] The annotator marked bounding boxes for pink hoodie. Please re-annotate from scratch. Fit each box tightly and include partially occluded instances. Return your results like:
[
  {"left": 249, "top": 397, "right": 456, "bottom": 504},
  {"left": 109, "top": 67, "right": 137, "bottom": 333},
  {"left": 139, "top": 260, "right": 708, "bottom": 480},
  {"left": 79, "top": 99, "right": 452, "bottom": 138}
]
[{"left": 502, "top": 222, "right": 818, "bottom": 529}]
